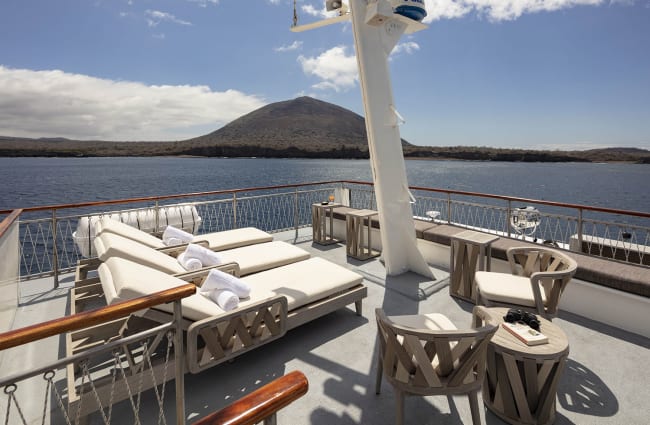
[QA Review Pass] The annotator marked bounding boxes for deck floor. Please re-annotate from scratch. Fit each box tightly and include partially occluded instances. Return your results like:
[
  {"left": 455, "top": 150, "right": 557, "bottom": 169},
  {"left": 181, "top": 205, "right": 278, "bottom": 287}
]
[{"left": 2, "top": 229, "right": 649, "bottom": 424}]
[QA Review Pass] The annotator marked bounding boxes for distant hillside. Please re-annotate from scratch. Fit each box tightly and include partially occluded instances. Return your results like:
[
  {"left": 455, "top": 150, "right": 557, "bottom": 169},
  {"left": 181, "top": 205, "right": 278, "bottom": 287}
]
[
  {"left": 174, "top": 96, "right": 409, "bottom": 158},
  {"left": 0, "top": 96, "right": 649, "bottom": 162}
]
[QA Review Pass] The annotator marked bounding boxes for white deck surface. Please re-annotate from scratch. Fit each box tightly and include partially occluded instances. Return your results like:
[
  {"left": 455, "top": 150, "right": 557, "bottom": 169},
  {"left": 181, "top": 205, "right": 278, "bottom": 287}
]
[{"left": 2, "top": 228, "right": 649, "bottom": 424}]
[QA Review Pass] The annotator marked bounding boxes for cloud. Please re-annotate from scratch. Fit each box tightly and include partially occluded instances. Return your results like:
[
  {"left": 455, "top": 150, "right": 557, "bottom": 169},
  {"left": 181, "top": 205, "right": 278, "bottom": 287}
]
[
  {"left": 275, "top": 41, "right": 303, "bottom": 52},
  {"left": 186, "top": 0, "right": 219, "bottom": 7},
  {"left": 301, "top": 4, "right": 338, "bottom": 18},
  {"left": 423, "top": 0, "right": 604, "bottom": 22},
  {"left": 145, "top": 10, "right": 192, "bottom": 27},
  {"left": 298, "top": 46, "right": 358, "bottom": 92},
  {"left": 0, "top": 66, "right": 266, "bottom": 141},
  {"left": 391, "top": 41, "right": 420, "bottom": 56}
]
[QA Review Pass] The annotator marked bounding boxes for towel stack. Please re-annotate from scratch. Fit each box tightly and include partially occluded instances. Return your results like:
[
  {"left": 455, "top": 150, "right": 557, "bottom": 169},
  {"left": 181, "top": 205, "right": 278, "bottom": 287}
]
[
  {"left": 200, "top": 269, "right": 251, "bottom": 311},
  {"left": 177, "top": 243, "right": 225, "bottom": 271},
  {"left": 162, "top": 225, "right": 194, "bottom": 246}
]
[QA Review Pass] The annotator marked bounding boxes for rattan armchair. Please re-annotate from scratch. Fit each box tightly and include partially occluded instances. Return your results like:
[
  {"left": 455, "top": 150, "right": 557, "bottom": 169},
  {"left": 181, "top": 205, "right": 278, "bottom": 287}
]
[
  {"left": 374, "top": 307, "right": 498, "bottom": 425},
  {"left": 474, "top": 246, "right": 578, "bottom": 319}
]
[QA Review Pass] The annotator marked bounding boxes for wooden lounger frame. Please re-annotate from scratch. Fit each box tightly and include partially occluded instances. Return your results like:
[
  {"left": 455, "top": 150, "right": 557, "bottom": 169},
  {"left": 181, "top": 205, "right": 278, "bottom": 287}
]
[{"left": 67, "top": 261, "right": 367, "bottom": 418}]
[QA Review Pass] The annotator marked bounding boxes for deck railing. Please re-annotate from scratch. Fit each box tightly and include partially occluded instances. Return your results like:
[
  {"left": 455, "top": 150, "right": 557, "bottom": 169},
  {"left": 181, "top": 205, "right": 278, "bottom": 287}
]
[
  {"left": 1, "top": 180, "right": 648, "bottom": 282},
  {"left": 0, "top": 285, "right": 309, "bottom": 425},
  {"left": 0, "top": 284, "right": 194, "bottom": 425}
]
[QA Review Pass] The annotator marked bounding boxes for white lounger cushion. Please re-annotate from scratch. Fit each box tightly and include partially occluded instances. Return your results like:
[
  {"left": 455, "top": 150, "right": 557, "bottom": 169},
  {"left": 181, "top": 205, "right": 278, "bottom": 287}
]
[
  {"left": 474, "top": 271, "right": 547, "bottom": 307},
  {"left": 94, "top": 232, "right": 311, "bottom": 276},
  {"left": 96, "top": 217, "right": 273, "bottom": 250},
  {"left": 241, "top": 257, "right": 364, "bottom": 311},
  {"left": 98, "top": 256, "right": 363, "bottom": 322},
  {"left": 197, "top": 228, "right": 274, "bottom": 251}
]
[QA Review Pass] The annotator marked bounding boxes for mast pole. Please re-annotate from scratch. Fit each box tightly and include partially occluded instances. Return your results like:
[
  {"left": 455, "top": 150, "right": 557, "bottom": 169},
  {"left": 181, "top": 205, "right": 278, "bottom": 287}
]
[{"left": 348, "top": 0, "right": 433, "bottom": 277}]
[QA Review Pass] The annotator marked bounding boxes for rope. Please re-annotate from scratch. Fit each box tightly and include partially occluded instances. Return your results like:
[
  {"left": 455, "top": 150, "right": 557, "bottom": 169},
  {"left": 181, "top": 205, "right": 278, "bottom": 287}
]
[{"left": 4, "top": 384, "right": 28, "bottom": 425}]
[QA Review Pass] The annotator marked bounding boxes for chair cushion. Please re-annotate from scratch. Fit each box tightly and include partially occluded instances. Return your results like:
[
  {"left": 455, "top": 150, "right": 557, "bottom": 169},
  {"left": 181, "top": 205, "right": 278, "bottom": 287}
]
[
  {"left": 388, "top": 313, "right": 458, "bottom": 331},
  {"left": 198, "top": 227, "right": 273, "bottom": 250},
  {"left": 95, "top": 232, "right": 184, "bottom": 274},
  {"left": 241, "top": 257, "right": 363, "bottom": 311},
  {"left": 475, "top": 271, "right": 547, "bottom": 307},
  {"left": 96, "top": 217, "right": 166, "bottom": 249},
  {"left": 220, "top": 241, "right": 310, "bottom": 276}
]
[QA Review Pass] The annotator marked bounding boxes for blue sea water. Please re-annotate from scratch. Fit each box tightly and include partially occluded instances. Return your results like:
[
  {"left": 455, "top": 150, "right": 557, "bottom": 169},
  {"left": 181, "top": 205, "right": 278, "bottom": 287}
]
[{"left": 0, "top": 157, "right": 648, "bottom": 213}]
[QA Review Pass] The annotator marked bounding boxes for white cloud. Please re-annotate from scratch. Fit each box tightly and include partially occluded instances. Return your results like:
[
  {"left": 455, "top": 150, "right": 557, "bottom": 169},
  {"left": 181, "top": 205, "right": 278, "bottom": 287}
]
[
  {"left": 423, "top": 0, "right": 604, "bottom": 22},
  {"left": 298, "top": 46, "right": 358, "bottom": 92},
  {"left": 275, "top": 41, "right": 303, "bottom": 52},
  {"left": 301, "top": 4, "right": 338, "bottom": 18},
  {"left": 186, "top": 0, "right": 219, "bottom": 7},
  {"left": 145, "top": 10, "right": 192, "bottom": 27},
  {"left": 391, "top": 41, "right": 420, "bottom": 56},
  {"left": 0, "top": 66, "right": 266, "bottom": 141}
]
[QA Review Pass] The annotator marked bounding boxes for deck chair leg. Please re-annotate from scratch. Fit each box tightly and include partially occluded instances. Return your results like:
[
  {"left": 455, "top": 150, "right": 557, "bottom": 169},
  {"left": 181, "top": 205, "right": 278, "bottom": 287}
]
[
  {"left": 395, "top": 390, "right": 405, "bottom": 425},
  {"left": 355, "top": 300, "right": 362, "bottom": 316},
  {"left": 375, "top": 351, "right": 383, "bottom": 394},
  {"left": 468, "top": 389, "right": 481, "bottom": 425}
]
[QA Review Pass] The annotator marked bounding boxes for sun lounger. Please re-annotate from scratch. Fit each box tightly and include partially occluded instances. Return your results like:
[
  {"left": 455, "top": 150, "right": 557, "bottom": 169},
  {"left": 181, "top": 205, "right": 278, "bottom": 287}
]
[
  {"left": 96, "top": 216, "right": 274, "bottom": 251},
  {"left": 78, "top": 232, "right": 310, "bottom": 284},
  {"left": 70, "top": 255, "right": 366, "bottom": 389}
]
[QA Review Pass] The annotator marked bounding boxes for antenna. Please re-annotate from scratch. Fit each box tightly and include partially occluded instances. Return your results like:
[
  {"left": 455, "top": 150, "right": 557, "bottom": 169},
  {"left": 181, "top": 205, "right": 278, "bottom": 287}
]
[{"left": 292, "top": 0, "right": 298, "bottom": 27}]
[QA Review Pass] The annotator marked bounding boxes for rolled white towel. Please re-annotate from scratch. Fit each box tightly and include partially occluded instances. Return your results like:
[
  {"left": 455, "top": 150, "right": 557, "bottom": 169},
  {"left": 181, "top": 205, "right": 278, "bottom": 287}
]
[
  {"left": 162, "top": 225, "right": 193, "bottom": 246},
  {"left": 201, "top": 268, "right": 251, "bottom": 298},
  {"left": 165, "top": 237, "right": 183, "bottom": 246},
  {"left": 183, "top": 243, "right": 224, "bottom": 267},
  {"left": 205, "top": 289, "right": 239, "bottom": 311},
  {"left": 177, "top": 252, "right": 203, "bottom": 271}
]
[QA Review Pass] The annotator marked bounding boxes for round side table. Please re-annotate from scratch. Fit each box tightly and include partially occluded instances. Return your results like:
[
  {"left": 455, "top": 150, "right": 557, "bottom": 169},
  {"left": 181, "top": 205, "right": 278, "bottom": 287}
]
[{"left": 479, "top": 307, "right": 569, "bottom": 425}]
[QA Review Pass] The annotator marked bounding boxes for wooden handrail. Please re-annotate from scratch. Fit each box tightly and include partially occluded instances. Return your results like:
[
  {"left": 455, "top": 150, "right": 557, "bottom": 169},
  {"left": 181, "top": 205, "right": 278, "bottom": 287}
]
[
  {"left": 0, "top": 283, "right": 196, "bottom": 351},
  {"left": 192, "top": 370, "right": 309, "bottom": 425},
  {"left": 0, "top": 209, "right": 22, "bottom": 239}
]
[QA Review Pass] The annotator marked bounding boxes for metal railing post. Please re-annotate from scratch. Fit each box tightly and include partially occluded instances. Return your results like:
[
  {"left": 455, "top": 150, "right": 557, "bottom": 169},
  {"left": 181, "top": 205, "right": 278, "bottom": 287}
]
[
  {"left": 577, "top": 208, "right": 583, "bottom": 249},
  {"left": 446, "top": 193, "right": 451, "bottom": 224},
  {"left": 294, "top": 188, "right": 299, "bottom": 240},
  {"left": 506, "top": 200, "right": 512, "bottom": 238},
  {"left": 52, "top": 209, "right": 59, "bottom": 288},
  {"left": 233, "top": 193, "right": 238, "bottom": 229},
  {"left": 174, "top": 300, "right": 186, "bottom": 425},
  {"left": 154, "top": 200, "right": 160, "bottom": 233}
]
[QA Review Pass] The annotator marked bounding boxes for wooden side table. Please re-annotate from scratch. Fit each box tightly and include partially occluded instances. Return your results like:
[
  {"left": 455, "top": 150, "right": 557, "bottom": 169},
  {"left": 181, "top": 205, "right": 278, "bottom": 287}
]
[
  {"left": 475, "top": 307, "right": 569, "bottom": 425},
  {"left": 345, "top": 209, "right": 380, "bottom": 260},
  {"left": 449, "top": 230, "right": 499, "bottom": 302},
  {"left": 311, "top": 202, "right": 341, "bottom": 245}
]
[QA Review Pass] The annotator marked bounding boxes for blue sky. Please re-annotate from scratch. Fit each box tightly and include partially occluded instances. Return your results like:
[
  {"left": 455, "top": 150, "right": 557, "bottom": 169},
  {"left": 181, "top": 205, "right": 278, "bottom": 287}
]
[{"left": 0, "top": 0, "right": 648, "bottom": 150}]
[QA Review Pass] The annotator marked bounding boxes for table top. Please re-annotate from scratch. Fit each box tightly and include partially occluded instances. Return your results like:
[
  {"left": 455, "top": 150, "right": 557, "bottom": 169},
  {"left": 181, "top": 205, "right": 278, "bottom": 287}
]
[
  {"left": 346, "top": 209, "right": 378, "bottom": 218},
  {"left": 485, "top": 307, "right": 569, "bottom": 359},
  {"left": 451, "top": 229, "right": 499, "bottom": 245},
  {"left": 312, "top": 202, "right": 341, "bottom": 209}
]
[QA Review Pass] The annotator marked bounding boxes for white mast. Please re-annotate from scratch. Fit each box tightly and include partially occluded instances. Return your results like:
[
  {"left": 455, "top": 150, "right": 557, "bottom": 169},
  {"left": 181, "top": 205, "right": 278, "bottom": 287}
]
[{"left": 293, "top": 0, "right": 432, "bottom": 277}]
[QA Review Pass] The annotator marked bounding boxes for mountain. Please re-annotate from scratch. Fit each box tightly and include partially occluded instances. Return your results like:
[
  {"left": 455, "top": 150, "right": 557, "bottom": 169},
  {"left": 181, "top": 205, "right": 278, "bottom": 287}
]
[{"left": 175, "top": 96, "right": 409, "bottom": 157}]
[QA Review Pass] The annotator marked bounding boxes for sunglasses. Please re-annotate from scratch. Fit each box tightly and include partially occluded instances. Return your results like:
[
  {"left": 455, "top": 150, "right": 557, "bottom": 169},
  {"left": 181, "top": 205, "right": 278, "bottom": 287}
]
[{"left": 503, "top": 308, "right": 541, "bottom": 331}]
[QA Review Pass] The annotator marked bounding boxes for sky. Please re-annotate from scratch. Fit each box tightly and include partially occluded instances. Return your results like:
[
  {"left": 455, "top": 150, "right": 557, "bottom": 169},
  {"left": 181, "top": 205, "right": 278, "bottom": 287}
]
[{"left": 0, "top": 0, "right": 649, "bottom": 150}]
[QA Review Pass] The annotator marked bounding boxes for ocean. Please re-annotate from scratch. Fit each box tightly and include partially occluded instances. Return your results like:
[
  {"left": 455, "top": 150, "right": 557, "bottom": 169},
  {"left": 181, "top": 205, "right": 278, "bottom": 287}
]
[{"left": 1, "top": 157, "right": 649, "bottom": 213}]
